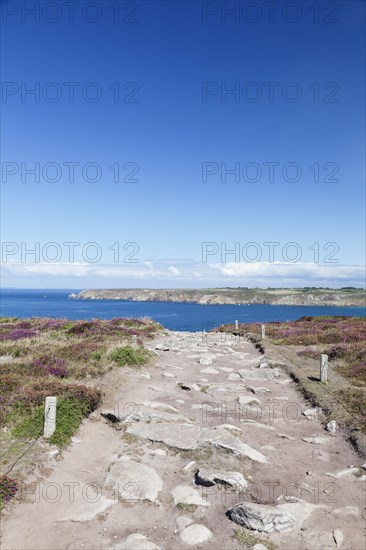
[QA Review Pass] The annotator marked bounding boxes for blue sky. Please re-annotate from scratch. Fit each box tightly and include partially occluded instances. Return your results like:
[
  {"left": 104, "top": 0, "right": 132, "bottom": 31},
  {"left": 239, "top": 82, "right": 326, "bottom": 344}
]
[{"left": 1, "top": 0, "right": 365, "bottom": 288}]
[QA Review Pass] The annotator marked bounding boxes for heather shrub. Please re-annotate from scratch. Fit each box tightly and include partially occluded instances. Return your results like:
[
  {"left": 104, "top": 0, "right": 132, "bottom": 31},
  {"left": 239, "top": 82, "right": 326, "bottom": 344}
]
[
  {"left": 0, "top": 373, "right": 23, "bottom": 394},
  {"left": 0, "top": 475, "right": 19, "bottom": 505},
  {"left": 34, "top": 357, "right": 68, "bottom": 378},
  {"left": 0, "top": 329, "right": 37, "bottom": 341},
  {"left": 57, "top": 341, "right": 104, "bottom": 362}
]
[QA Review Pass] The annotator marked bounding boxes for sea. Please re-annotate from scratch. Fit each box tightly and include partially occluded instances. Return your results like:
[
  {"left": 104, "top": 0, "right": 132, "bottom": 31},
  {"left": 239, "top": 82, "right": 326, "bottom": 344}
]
[{"left": 0, "top": 289, "right": 365, "bottom": 332}]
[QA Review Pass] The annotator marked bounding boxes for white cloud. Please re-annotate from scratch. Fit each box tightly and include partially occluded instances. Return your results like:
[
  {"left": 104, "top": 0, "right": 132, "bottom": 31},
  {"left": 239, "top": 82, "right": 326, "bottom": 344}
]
[
  {"left": 1, "top": 259, "right": 364, "bottom": 288},
  {"left": 209, "top": 261, "right": 365, "bottom": 280},
  {"left": 168, "top": 266, "right": 181, "bottom": 277}
]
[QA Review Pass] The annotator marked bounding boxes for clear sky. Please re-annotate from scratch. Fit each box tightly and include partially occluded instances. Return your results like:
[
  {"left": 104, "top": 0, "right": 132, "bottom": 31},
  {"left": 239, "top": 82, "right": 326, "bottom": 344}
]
[{"left": 1, "top": 0, "right": 365, "bottom": 289}]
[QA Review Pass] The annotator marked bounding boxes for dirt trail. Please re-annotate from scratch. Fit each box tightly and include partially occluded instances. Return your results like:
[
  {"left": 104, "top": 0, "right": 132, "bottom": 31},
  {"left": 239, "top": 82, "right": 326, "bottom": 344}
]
[{"left": 1, "top": 331, "right": 365, "bottom": 550}]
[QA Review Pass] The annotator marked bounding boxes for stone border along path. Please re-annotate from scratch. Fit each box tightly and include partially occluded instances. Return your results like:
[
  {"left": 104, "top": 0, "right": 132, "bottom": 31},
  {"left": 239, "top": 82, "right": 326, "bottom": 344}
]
[{"left": 1, "top": 330, "right": 365, "bottom": 550}]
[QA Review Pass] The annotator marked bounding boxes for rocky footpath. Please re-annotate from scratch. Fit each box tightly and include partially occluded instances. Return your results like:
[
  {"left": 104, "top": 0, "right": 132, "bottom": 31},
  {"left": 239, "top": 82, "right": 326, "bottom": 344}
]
[{"left": 1, "top": 331, "right": 365, "bottom": 549}]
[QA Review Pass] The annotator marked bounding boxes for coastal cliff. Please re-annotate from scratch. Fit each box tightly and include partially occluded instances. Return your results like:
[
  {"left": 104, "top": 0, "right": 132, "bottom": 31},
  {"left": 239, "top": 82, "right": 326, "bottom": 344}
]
[{"left": 69, "top": 288, "right": 365, "bottom": 307}]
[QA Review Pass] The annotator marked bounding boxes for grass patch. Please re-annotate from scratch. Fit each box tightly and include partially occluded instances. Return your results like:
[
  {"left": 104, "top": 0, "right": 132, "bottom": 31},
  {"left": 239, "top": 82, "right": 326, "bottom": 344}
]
[
  {"left": 9, "top": 398, "right": 91, "bottom": 447},
  {"left": 176, "top": 503, "right": 198, "bottom": 513},
  {"left": 234, "top": 528, "right": 277, "bottom": 549},
  {"left": 110, "top": 346, "right": 150, "bottom": 367}
]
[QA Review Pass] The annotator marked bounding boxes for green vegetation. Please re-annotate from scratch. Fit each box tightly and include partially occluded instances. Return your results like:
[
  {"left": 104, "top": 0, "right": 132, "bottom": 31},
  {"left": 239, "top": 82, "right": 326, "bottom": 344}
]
[
  {"left": 9, "top": 399, "right": 90, "bottom": 447},
  {"left": 110, "top": 345, "right": 150, "bottom": 367},
  {"left": 234, "top": 527, "right": 278, "bottom": 549},
  {"left": 0, "top": 316, "right": 161, "bottom": 503}
]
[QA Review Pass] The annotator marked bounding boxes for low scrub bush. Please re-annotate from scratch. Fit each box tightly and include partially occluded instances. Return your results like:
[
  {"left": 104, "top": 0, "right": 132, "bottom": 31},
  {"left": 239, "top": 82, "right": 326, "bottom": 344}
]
[
  {"left": 110, "top": 346, "right": 150, "bottom": 366},
  {"left": 0, "top": 475, "right": 19, "bottom": 506}
]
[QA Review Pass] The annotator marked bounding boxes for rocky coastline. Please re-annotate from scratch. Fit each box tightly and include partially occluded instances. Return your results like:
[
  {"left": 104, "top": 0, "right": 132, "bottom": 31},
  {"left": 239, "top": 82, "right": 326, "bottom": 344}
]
[{"left": 69, "top": 288, "right": 365, "bottom": 307}]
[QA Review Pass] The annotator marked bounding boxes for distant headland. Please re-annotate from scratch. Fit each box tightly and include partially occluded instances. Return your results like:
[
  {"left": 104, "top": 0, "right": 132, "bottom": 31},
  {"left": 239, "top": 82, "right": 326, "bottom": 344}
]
[{"left": 69, "top": 288, "right": 365, "bottom": 307}]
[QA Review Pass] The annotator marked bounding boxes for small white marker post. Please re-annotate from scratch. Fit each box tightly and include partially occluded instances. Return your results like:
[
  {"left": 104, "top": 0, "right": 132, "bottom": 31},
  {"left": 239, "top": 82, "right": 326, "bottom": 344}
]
[
  {"left": 261, "top": 324, "right": 266, "bottom": 340},
  {"left": 44, "top": 396, "right": 57, "bottom": 438},
  {"left": 131, "top": 335, "right": 138, "bottom": 349},
  {"left": 320, "top": 354, "right": 328, "bottom": 384},
  {"left": 235, "top": 320, "right": 239, "bottom": 331}
]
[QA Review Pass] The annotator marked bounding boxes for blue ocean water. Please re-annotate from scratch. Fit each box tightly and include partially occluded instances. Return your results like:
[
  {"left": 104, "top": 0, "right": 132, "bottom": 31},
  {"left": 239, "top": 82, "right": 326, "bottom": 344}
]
[{"left": 0, "top": 289, "right": 364, "bottom": 331}]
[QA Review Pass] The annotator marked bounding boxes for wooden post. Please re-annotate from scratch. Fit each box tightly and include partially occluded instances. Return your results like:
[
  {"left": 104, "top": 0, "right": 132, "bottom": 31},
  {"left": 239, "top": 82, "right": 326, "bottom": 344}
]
[
  {"left": 261, "top": 324, "right": 266, "bottom": 340},
  {"left": 320, "top": 354, "right": 328, "bottom": 383},
  {"left": 44, "top": 396, "right": 57, "bottom": 438}
]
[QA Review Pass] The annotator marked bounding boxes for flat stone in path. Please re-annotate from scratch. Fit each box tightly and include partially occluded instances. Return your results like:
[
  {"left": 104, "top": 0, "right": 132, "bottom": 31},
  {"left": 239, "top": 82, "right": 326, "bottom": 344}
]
[
  {"left": 195, "top": 468, "right": 248, "bottom": 490},
  {"left": 240, "top": 420, "right": 275, "bottom": 431},
  {"left": 117, "top": 533, "right": 161, "bottom": 550},
  {"left": 199, "top": 427, "right": 267, "bottom": 463},
  {"left": 277, "top": 433, "right": 296, "bottom": 440},
  {"left": 326, "top": 467, "right": 359, "bottom": 479},
  {"left": 127, "top": 422, "right": 201, "bottom": 450},
  {"left": 126, "top": 422, "right": 267, "bottom": 462},
  {"left": 60, "top": 490, "right": 115, "bottom": 522},
  {"left": 248, "top": 386, "right": 272, "bottom": 394},
  {"left": 238, "top": 369, "right": 280, "bottom": 381},
  {"left": 171, "top": 485, "right": 210, "bottom": 507},
  {"left": 236, "top": 395, "right": 261, "bottom": 406},
  {"left": 121, "top": 404, "right": 189, "bottom": 423},
  {"left": 105, "top": 457, "right": 163, "bottom": 502},
  {"left": 200, "top": 366, "right": 220, "bottom": 374},
  {"left": 205, "top": 383, "right": 248, "bottom": 393},
  {"left": 156, "top": 363, "right": 183, "bottom": 371},
  {"left": 302, "top": 436, "right": 330, "bottom": 445},
  {"left": 155, "top": 344, "right": 169, "bottom": 351},
  {"left": 199, "top": 357, "right": 214, "bottom": 365},
  {"left": 180, "top": 524, "right": 213, "bottom": 545},
  {"left": 228, "top": 372, "right": 241, "bottom": 380},
  {"left": 177, "top": 382, "right": 201, "bottom": 391}
]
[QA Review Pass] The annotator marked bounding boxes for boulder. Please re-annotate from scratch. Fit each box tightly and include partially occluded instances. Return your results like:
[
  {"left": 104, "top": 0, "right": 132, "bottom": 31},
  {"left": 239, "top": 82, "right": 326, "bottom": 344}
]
[
  {"left": 199, "top": 357, "right": 213, "bottom": 365},
  {"left": 247, "top": 386, "right": 271, "bottom": 394},
  {"left": 333, "top": 529, "right": 344, "bottom": 548},
  {"left": 227, "top": 502, "right": 296, "bottom": 532},
  {"left": 195, "top": 468, "right": 248, "bottom": 490},
  {"left": 180, "top": 524, "right": 213, "bottom": 545},
  {"left": 236, "top": 396, "right": 261, "bottom": 406},
  {"left": 171, "top": 485, "right": 209, "bottom": 507},
  {"left": 303, "top": 407, "right": 322, "bottom": 419},
  {"left": 325, "top": 420, "right": 337, "bottom": 433},
  {"left": 177, "top": 382, "right": 201, "bottom": 391}
]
